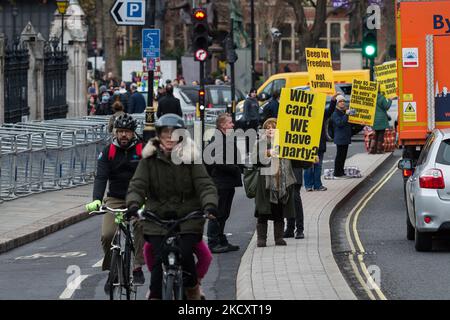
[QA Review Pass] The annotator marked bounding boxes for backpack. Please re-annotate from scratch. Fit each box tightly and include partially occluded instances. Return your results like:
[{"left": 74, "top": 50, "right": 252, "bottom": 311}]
[{"left": 108, "top": 142, "right": 143, "bottom": 161}]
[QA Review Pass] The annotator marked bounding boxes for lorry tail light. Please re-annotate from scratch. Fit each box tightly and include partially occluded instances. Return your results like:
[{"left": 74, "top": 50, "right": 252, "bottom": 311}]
[
  {"left": 419, "top": 168, "right": 445, "bottom": 189},
  {"left": 403, "top": 169, "right": 413, "bottom": 177},
  {"left": 424, "top": 216, "right": 432, "bottom": 224}
]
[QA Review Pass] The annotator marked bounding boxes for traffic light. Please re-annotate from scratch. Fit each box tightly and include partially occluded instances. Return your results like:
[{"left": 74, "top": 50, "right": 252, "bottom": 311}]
[
  {"left": 362, "top": 16, "right": 377, "bottom": 59},
  {"left": 192, "top": 8, "right": 209, "bottom": 60},
  {"left": 225, "top": 36, "right": 238, "bottom": 64},
  {"left": 198, "top": 88, "right": 206, "bottom": 108}
]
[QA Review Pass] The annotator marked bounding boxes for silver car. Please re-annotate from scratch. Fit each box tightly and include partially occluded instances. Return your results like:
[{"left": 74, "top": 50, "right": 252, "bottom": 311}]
[{"left": 400, "top": 129, "right": 450, "bottom": 251}]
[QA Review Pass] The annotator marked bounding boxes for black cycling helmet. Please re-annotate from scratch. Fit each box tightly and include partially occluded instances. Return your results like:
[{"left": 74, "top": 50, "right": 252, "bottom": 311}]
[
  {"left": 114, "top": 113, "right": 137, "bottom": 131},
  {"left": 155, "top": 114, "right": 185, "bottom": 134}
]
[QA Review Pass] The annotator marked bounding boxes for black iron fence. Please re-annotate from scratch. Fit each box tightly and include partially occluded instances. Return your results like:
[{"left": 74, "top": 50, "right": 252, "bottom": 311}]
[
  {"left": 44, "top": 39, "right": 68, "bottom": 120},
  {"left": 4, "top": 39, "right": 29, "bottom": 123}
]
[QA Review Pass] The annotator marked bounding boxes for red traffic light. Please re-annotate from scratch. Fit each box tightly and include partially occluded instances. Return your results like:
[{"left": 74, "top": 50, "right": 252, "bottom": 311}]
[{"left": 193, "top": 8, "right": 207, "bottom": 21}]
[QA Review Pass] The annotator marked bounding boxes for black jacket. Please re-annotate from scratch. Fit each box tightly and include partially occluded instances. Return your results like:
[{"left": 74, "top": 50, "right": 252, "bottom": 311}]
[
  {"left": 156, "top": 94, "right": 183, "bottom": 118},
  {"left": 207, "top": 131, "right": 242, "bottom": 189},
  {"left": 93, "top": 138, "right": 142, "bottom": 201},
  {"left": 261, "top": 98, "right": 279, "bottom": 124},
  {"left": 128, "top": 91, "right": 147, "bottom": 113}
]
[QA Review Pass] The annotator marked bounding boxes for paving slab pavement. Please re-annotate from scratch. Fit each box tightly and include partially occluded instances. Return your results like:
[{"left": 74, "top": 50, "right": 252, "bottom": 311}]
[{"left": 236, "top": 152, "right": 392, "bottom": 300}]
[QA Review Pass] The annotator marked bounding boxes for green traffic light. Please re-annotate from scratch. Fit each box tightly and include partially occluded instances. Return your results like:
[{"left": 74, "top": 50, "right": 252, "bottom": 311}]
[{"left": 364, "top": 44, "right": 376, "bottom": 57}]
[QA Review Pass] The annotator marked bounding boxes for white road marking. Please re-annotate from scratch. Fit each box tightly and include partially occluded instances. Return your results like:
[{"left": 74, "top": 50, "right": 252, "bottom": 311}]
[
  {"left": 15, "top": 251, "right": 87, "bottom": 260},
  {"left": 92, "top": 259, "right": 103, "bottom": 268},
  {"left": 59, "top": 275, "right": 89, "bottom": 300}
]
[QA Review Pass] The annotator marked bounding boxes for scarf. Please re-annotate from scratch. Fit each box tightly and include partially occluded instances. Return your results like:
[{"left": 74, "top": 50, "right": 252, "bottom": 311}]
[{"left": 265, "top": 157, "right": 296, "bottom": 205}]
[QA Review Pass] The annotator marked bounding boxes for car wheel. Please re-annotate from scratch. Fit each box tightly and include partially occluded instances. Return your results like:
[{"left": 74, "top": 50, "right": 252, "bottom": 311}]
[
  {"left": 406, "top": 215, "right": 415, "bottom": 240},
  {"left": 415, "top": 229, "right": 432, "bottom": 252},
  {"left": 325, "top": 118, "right": 333, "bottom": 142}
]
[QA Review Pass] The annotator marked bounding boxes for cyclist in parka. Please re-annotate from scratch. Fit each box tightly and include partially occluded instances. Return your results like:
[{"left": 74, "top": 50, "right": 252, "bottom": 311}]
[{"left": 126, "top": 114, "right": 218, "bottom": 300}]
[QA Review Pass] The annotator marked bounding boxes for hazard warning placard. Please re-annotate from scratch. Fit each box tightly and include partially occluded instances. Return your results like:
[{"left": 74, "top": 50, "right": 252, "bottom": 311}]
[{"left": 403, "top": 101, "right": 417, "bottom": 122}]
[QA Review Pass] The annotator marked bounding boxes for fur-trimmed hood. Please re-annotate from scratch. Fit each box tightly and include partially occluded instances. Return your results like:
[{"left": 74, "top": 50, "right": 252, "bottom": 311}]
[{"left": 141, "top": 136, "right": 202, "bottom": 164}]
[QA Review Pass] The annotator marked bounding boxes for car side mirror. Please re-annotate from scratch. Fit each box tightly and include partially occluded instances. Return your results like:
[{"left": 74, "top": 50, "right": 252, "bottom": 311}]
[{"left": 398, "top": 159, "right": 413, "bottom": 170}]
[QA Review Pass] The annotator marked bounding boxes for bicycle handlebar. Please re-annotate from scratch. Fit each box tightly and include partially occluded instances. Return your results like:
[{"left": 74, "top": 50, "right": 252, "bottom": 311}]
[
  {"left": 89, "top": 205, "right": 128, "bottom": 215},
  {"left": 138, "top": 210, "right": 207, "bottom": 229}
]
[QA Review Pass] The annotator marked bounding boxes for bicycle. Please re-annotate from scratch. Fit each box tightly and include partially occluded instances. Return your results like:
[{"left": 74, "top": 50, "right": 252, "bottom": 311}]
[
  {"left": 90, "top": 205, "right": 140, "bottom": 300},
  {"left": 138, "top": 209, "right": 207, "bottom": 300}
]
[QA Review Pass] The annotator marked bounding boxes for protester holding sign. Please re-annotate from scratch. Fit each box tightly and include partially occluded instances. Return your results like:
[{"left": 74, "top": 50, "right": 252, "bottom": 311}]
[
  {"left": 369, "top": 91, "right": 393, "bottom": 154},
  {"left": 303, "top": 92, "right": 339, "bottom": 191},
  {"left": 253, "top": 118, "right": 296, "bottom": 248},
  {"left": 332, "top": 95, "right": 354, "bottom": 179}
]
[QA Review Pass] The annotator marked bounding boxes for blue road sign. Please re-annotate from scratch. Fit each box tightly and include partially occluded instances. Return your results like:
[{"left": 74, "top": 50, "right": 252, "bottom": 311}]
[{"left": 142, "top": 29, "right": 160, "bottom": 59}]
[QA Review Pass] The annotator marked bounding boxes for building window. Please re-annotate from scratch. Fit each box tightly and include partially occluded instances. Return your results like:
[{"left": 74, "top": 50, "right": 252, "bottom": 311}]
[
  {"left": 279, "top": 23, "right": 294, "bottom": 62},
  {"left": 318, "top": 22, "right": 342, "bottom": 62}
]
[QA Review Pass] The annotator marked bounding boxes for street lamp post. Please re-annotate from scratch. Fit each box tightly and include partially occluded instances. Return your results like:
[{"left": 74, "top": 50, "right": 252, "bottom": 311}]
[{"left": 56, "top": 0, "right": 70, "bottom": 51}]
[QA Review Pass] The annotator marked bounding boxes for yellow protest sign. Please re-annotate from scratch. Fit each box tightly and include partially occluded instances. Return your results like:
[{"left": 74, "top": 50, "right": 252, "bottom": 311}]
[
  {"left": 305, "top": 48, "right": 335, "bottom": 95},
  {"left": 348, "top": 79, "right": 378, "bottom": 126},
  {"left": 276, "top": 88, "right": 326, "bottom": 162},
  {"left": 374, "top": 61, "right": 397, "bottom": 99}
]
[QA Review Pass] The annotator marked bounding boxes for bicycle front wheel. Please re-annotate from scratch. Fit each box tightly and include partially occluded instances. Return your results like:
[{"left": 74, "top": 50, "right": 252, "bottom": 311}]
[
  {"left": 162, "top": 274, "right": 175, "bottom": 300},
  {"left": 109, "top": 249, "right": 123, "bottom": 300}
]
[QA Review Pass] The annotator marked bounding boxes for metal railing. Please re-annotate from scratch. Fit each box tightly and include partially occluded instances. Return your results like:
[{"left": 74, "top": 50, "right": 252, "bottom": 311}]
[
  {"left": 0, "top": 113, "right": 218, "bottom": 202},
  {"left": 0, "top": 116, "right": 128, "bottom": 202}
]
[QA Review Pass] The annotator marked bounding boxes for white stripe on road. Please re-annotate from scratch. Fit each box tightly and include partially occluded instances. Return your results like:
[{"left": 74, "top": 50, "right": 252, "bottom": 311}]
[
  {"left": 92, "top": 259, "right": 103, "bottom": 268},
  {"left": 59, "top": 275, "right": 89, "bottom": 300}
]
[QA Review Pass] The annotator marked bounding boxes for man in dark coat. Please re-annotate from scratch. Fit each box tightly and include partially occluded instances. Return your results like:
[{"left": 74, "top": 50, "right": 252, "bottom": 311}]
[
  {"left": 128, "top": 83, "right": 147, "bottom": 113},
  {"left": 205, "top": 113, "right": 242, "bottom": 253},
  {"left": 331, "top": 95, "right": 353, "bottom": 178},
  {"left": 261, "top": 90, "right": 280, "bottom": 124},
  {"left": 156, "top": 84, "right": 183, "bottom": 118},
  {"left": 303, "top": 93, "right": 339, "bottom": 191}
]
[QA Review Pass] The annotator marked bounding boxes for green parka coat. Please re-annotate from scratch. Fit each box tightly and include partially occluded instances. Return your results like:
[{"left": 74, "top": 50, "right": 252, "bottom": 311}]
[
  {"left": 126, "top": 138, "right": 218, "bottom": 236},
  {"left": 373, "top": 93, "right": 392, "bottom": 131}
]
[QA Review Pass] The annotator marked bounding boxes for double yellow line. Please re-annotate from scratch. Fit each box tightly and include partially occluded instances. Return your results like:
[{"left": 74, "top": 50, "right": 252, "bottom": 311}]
[{"left": 345, "top": 162, "right": 398, "bottom": 300}]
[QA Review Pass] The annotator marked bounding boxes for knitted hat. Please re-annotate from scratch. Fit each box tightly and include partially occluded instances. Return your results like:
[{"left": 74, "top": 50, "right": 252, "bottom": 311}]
[
  {"left": 262, "top": 117, "right": 277, "bottom": 129},
  {"left": 336, "top": 94, "right": 346, "bottom": 103}
]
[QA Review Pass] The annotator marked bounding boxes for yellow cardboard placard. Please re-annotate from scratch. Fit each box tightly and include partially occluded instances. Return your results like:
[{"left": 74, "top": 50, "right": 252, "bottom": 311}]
[
  {"left": 374, "top": 61, "right": 398, "bottom": 99},
  {"left": 305, "top": 48, "right": 335, "bottom": 95},
  {"left": 275, "top": 88, "right": 326, "bottom": 162},
  {"left": 348, "top": 79, "right": 378, "bottom": 126}
]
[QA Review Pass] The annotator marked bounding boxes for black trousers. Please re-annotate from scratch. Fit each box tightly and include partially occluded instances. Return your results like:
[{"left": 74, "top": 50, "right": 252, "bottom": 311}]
[
  {"left": 245, "top": 120, "right": 259, "bottom": 154},
  {"left": 145, "top": 234, "right": 201, "bottom": 299},
  {"left": 207, "top": 188, "right": 235, "bottom": 247},
  {"left": 286, "top": 184, "right": 304, "bottom": 232},
  {"left": 374, "top": 129, "right": 386, "bottom": 143},
  {"left": 334, "top": 144, "right": 349, "bottom": 177}
]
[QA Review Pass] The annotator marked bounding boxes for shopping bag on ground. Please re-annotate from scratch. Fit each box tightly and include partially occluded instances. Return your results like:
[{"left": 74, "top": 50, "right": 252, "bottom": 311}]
[{"left": 383, "top": 129, "right": 396, "bottom": 152}]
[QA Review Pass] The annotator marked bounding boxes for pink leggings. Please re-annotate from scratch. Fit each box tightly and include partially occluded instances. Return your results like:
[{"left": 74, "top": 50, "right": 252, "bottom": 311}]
[{"left": 143, "top": 240, "right": 213, "bottom": 279}]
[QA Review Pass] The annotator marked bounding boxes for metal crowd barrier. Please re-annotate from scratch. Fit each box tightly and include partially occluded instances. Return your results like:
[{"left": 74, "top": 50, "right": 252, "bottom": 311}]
[
  {"left": 0, "top": 112, "right": 220, "bottom": 202},
  {"left": 0, "top": 115, "right": 139, "bottom": 202}
]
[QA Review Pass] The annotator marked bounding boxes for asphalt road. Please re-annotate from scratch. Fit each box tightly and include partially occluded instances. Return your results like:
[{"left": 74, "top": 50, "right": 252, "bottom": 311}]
[
  {"left": 333, "top": 149, "right": 450, "bottom": 300},
  {"left": 0, "top": 140, "right": 365, "bottom": 300}
]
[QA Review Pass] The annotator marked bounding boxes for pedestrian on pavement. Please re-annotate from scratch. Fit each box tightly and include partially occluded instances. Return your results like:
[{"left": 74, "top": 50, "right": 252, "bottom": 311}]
[
  {"left": 87, "top": 95, "right": 98, "bottom": 116},
  {"left": 156, "top": 84, "right": 183, "bottom": 118},
  {"left": 85, "top": 114, "right": 146, "bottom": 295},
  {"left": 303, "top": 92, "right": 339, "bottom": 191},
  {"left": 253, "top": 118, "right": 296, "bottom": 247},
  {"left": 128, "top": 83, "right": 147, "bottom": 114},
  {"left": 369, "top": 92, "right": 392, "bottom": 154},
  {"left": 331, "top": 95, "right": 354, "bottom": 179},
  {"left": 119, "top": 81, "right": 130, "bottom": 113},
  {"left": 126, "top": 114, "right": 218, "bottom": 300},
  {"left": 261, "top": 89, "right": 280, "bottom": 124},
  {"left": 96, "top": 93, "right": 112, "bottom": 115},
  {"left": 243, "top": 87, "right": 260, "bottom": 154},
  {"left": 206, "top": 113, "right": 242, "bottom": 253},
  {"left": 107, "top": 102, "right": 125, "bottom": 134}
]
